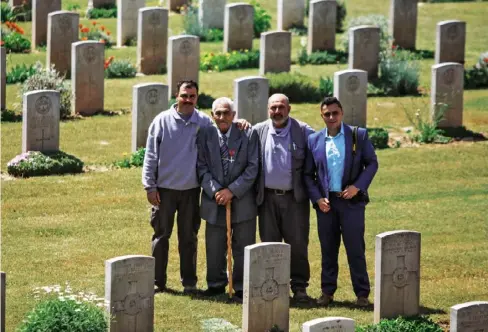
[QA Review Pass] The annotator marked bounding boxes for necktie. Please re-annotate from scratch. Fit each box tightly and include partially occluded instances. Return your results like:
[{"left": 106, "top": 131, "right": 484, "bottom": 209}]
[{"left": 221, "top": 134, "right": 229, "bottom": 176}]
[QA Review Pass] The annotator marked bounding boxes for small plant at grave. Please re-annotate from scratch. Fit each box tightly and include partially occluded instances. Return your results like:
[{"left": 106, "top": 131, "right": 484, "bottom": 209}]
[
  {"left": 20, "top": 63, "right": 73, "bottom": 119},
  {"left": 7, "top": 151, "right": 84, "bottom": 177},
  {"left": 200, "top": 49, "right": 259, "bottom": 72},
  {"left": 341, "top": 14, "right": 392, "bottom": 53},
  {"left": 266, "top": 325, "right": 284, "bottom": 332},
  {"left": 367, "top": 127, "right": 389, "bottom": 149},
  {"left": 267, "top": 72, "right": 322, "bottom": 103},
  {"left": 67, "top": 3, "right": 81, "bottom": 11},
  {"left": 318, "top": 76, "right": 334, "bottom": 97},
  {"left": 181, "top": 4, "right": 224, "bottom": 42},
  {"left": 123, "top": 37, "right": 137, "bottom": 47},
  {"left": 250, "top": 0, "right": 272, "bottom": 37},
  {"left": 104, "top": 57, "right": 137, "bottom": 79},
  {"left": 0, "top": 109, "right": 22, "bottom": 122},
  {"left": 464, "top": 51, "right": 488, "bottom": 89},
  {"left": 79, "top": 21, "right": 113, "bottom": 48},
  {"left": 288, "top": 24, "right": 308, "bottom": 36},
  {"left": 201, "top": 318, "right": 241, "bottom": 332},
  {"left": 169, "top": 92, "right": 215, "bottom": 109},
  {"left": 86, "top": 4, "right": 117, "bottom": 19},
  {"left": 305, "top": 0, "right": 346, "bottom": 33},
  {"left": 114, "top": 148, "right": 146, "bottom": 168},
  {"left": 6, "top": 62, "right": 39, "bottom": 84},
  {"left": 2, "top": 20, "right": 31, "bottom": 53},
  {"left": 356, "top": 315, "right": 443, "bottom": 332},
  {"left": 297, "top": 42, "right": 348, "bottom": 65},
  {"left": 1, "top": 2, "right": 15, "bottom": 22}
]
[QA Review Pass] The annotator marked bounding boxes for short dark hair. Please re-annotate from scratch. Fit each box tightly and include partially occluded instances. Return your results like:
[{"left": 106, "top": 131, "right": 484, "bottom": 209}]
[
  {"left": 320, "top": 96, "right": 343, "bottom": 111},
  {"left": 176, "top": 80, "right": 199, "bottom": 95}
]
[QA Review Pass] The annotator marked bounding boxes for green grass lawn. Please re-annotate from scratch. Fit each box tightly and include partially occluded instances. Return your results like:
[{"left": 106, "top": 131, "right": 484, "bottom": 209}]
[{"left": 2, "top": 0, "right": 488, "bottom": 331}]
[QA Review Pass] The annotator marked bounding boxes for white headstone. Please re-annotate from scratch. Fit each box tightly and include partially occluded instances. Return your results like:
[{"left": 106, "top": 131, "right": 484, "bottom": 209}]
[
  {"left": 435, "top": 20, "right": 466, "bottom": 65},
  {"left": 167, "top": 35, "right": 200, "bottom": 97},
  {"left": 333, "top": 69, "right": 368, "bottom": 127},
  {"left": 22, "top": 90, "right": 60, "bottom": 153},
  {"left": 302, "top": 317, "right": 355, "bottom": 332},
  {"left": 308, "top": 0, "right": 336, "bottom": 54},
  {"left": 259, "top": 31, "right": 291, "bottom": 75},
  {"left": 374, "top": 230, "right": 421, "bottom": 323},
  {"left": 450, "top": 301, "right": 488, "bottom": 332},
  {"left": 72, "top": 41, "right": 105, "bottom": 115},
  {"left": 242, "top": 243, "right": 290, "bottom": 332},
  {"left": 223, "top": 3, "right": 254, "bottom": 52},
  {"left": 431, "top": 62, "right": 464, "bottom": 128},
  {"left": 348, "top": 25, "right": 380, "bottom": 79},
  {"left": 277, "top": 0, "right": 305, "bottom": 30},
  {"left": 233, "top": 76, "right": 269, "bottom": 125},
  {"left": 32, "top": 0, "right": 62, "bottom": 48},
  {"left": 132, "top": 83, "right": 168, "bottom": 152},
  {"left": 199, "top": 0, "right": 226, "bottom": 29},
  {"left": 105, "top": 255, "right": 155, "bottom": 332},
  {"left": 0, "top": 272, "right": 5, "bottom": 332},
  {"left": 137, "top": 7, "right": 168, "bottom": 75},
  {"left": 1, "top": 47, "right": 5, "bottom": 111},
  {"left": 117, "top": 0, "right": 146, "bottom": 47},
  {"left": 389, "top": 0, "right": 418, "bottom": 50},
  {"left": 47, "top": 11, "right": 79, "bottom": 77}
]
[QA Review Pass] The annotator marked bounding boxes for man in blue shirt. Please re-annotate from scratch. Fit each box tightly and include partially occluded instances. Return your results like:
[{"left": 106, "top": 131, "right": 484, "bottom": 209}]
[{"left": 304, "top": 97, "right": 378, "bottom": 307}]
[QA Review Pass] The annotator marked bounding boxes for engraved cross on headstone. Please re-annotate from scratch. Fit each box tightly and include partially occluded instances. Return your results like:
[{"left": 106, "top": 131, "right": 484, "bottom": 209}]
[
  {"left": 383, "top": 255, "right": 418, "bottom": 311},
  {"left": 113, "top": 278, "right": 153, "bottom": 332},
  {"left": 36, "top": 129, "right": 50, "bottom": 150}
]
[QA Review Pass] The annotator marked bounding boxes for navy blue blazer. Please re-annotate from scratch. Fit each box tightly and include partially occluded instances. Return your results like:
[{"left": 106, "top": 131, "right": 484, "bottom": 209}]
[{"left": 303, "top": 124, "right": 378, "bottom": 205}]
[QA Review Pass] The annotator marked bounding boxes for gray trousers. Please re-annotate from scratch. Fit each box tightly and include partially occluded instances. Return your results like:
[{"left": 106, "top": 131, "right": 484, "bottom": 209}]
[
  {"left": 258, "top": 189, "right": 310, "bottom": 293},
  {"left": 205, "top": 218, "right": 256, "bottom": 291},
  {"left": 150, "top": 187, "right": 201, "bottom": 288}
]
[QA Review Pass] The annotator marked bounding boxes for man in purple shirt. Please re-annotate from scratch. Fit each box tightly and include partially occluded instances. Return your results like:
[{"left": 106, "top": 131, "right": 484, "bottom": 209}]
[{"left": 254, "top": 93, "right": 315, "bottom": 303}]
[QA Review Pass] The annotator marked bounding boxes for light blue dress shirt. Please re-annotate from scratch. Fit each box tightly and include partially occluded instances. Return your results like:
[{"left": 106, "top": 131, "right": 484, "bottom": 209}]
[
  {"left": 325, "top": 123, "right": 345, "bottom": 192},
  {"left": 264, "top": 119, "right": 293, "bottom": 190}
]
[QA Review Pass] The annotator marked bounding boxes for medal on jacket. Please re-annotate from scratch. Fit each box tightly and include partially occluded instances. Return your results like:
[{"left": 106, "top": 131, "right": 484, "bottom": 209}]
[{"left": 229, "top": 149, "right": 236, "bottom": 163}]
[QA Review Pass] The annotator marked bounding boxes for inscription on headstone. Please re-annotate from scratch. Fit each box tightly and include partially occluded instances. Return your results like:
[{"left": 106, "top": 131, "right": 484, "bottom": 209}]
[
  {"left": 117, "top": 0, "right": 146, "bottom": 47},
  {"left": 277, "top": 0, "right": 305, "bottom": 30},
  {"left": 389, "top": 0, "right": 418, "bottom": 50},
  {"left": 308, "top": 0, "right": 336, "bottom": 53},
  {"left": 137, "top": 7, "right": 168, "bottom": 75},
  {"left": 32, "top": 0, "right": 61, "bottom": 48},
  {"left": 1, "top": 47, "right": 5, "bottom": 110},
  {"left": 431, "top": 62, "right": 464, "bottom": 128},
  {"left": 167, "top": 35, "right": 200, "bottom": 97},
  {"left": 259, "top": 31, "right": 291, "bottom": 75},
  {"left": 234, "top": 76, "right": 269, "bottom": 125},
  {"left": 47, "top": 11, "right": 79, "bottom": 77},
  {"left": 22, "top": 90, "right": 60, "bottom": 153},
  {"left": 374, "top": 230, "right": 421, "bottom": 323},
  {"left": 224, "top": 3, "right": 254, "bottom": 52},
  {"left": 105, "top": 255, "right": 155, "bottom": 332},
  {"left": 302, "top": 317, "right": 355, "bottom": 332},
  {"left": 333, "top": 69, "right": 368, "bottom": 127},
  {"left": 451, "top": 301, "right": 488, "bottom": 332},
  {"left": 199, "top": 0, "right": 226, "bottom": 29},
  {"left": 435, "top": 20, "right": 466, "bottom": 64},
  {"left": 348, "top": 25, "right": 380, "bottom": 79},
  {"left": 242, "top": 243, "right": 290, "bottom": 332}
]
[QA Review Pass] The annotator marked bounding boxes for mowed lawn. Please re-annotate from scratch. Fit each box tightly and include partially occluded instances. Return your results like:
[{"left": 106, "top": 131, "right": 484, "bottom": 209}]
[{"left": 2, "top": 0, "right": 488, "bottom": 331}]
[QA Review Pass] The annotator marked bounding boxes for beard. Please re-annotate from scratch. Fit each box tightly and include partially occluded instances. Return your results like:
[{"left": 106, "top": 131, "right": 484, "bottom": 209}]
[{"left": 271, "top": 114, "right": 289, "bottom": 127}]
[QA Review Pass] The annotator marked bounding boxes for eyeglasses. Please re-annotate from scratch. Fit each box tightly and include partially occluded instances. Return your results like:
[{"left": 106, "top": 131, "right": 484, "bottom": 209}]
[
  {"left": 179, "top": 94, "right": 197, "bottom": 99},
  {"left": 322, "top": 110, "right": 341, "bottom": 118}
]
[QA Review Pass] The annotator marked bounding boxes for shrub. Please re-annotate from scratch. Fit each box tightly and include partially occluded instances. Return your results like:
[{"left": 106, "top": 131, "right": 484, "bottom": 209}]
[
  {"left": 7, "top": 63, "right": 39, "bottom": 84},
  {"left": 169, "top": 93, "right": 215, "bottom": 109},
  {"left": 297, "top": 45, "right": 348, "bottom": 65},
  {"left": 1, "top": 2, "right": 14, "bottom": 22},
  {"left": 9, "top": 0, "right": 31, "bottom": 21},
  {"left": 289, "top": 24, "right": 307, "bottom": 36},
  {"left": 86, "top": 5, "right": 117, "bottom": 19},
  {"left": 79, "top": 21, "right": 113, "bottom": 48},
  {"left": 367, "top": 128, "right": 389, "bottom": 149},
  {"left": 20, "top": 63, "right": 73, "bottom": 119},
  {"left": 114, "top": 148, "right": 146, "bottom": 168},
  {"left": 251, "top": 0, "right": 272, "bottom": 37},
  {"left": 341, "top": 14, "right": 392, "bottom": 52},
  {"left": 67, "top": 4, "right": 81, "bottom": 11},
  {"left": 267, "top": 72, "right": 322, "bottom": 103},
  {"left": 105, "top": 58, "right": 137, "bottom": 78},
  {"left": 376, "top": 47, "right": 420, "bottom": 96},
  {"left": 464, "top": 51, "right": 488, "bottom": 89},
  {"left": 7, "top": 151, "right": 84, "bottom": 177},
  {"left": 357, "top": 316, "right": 442, "bottom": 332},
  {"left": 2, "top": 21, "right": 30, "bottom": 53},
  {"left": 1, "top": 109, "right": 22, "bottom": 122},
  {"left": 305, "top": 0, "right": 346, "bottom": 32},
  {"left": 200, "top": 50, "right": 259, "bottom": 72},
  {"left": 182, "top": 5, "right": 224, "bottom": 42},
  {"left": 318, "top": 76, "right": 334, "bottom": 97}
]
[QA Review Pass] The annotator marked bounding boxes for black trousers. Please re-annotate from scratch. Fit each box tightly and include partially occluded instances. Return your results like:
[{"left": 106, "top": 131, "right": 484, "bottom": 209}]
[
  {"left": 150, "top": 187, "right": 201, "bottom": 288},
  {"left": 258, "top": 189, "right": 310, "bottom": 293}
]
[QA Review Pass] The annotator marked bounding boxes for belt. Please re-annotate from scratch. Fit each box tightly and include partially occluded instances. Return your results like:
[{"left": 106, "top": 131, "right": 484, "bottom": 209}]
[
  {"left": 329, "top": 191, "right": 343, "bottom": 198},
  {"left": 265, "top": 188, "right": 292, "bottom": 196}
]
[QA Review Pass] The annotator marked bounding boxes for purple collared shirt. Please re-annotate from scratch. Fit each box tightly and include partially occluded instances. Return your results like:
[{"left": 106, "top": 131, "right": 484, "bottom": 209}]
[
  {"left": 264, "top": 119, "right": 293, "bottom": 190},
  {"left": 142, "top": 104, "right": 213, "bottom": 192}
]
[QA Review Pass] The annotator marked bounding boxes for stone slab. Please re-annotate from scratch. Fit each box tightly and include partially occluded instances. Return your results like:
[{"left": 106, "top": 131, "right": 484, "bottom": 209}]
[
  {"left": 32, "top": 0, "right": 62, "bottom": 48},
  {"left": 389, "top": 0, "right": 418, "bottom": 50},
  {"left": 302, "top": 317, "right": 355, "bottom": 332},
  {"left": 259, "top": 31, "right": 291, "bottom": 75},
  {"left": 333, "top": 69, "right": 368, "bottom": 127},
  {"left": 117, "top": 0, "right": 146, "bottom": 47},
  {"left": 47, "top": 11, "right": 79, "bottom": 77},
  {"left": 451, "top": 301, "right": 488, "bottom": 332},
  {"left": 277, "top": 0, "right": 305, "bottom": 30},
  {"left": 199, "top": 0, "right": 226, "bottom": 29},
  {"left": 348, "top": 25, "right": 380, "bottom": 79},
  {"left": 167, "top": 35, "right": 200, "bottom": 97},
  {"left": 137, "top": 7, "right": 168, "bottom": 75},
  {"left": 223, "top": 3, "right": 254, "bottom": 52},
  {"left": 431, "top": 62, "right": 464, "bottom": 128},
  {"left": 233, "top": 76, "right": 269, "bottom": 125},
  {"left": 435, "top": 20, "right": 466, "bottom": 64},
  {"left": 308, "top": 0, "right": 336, "bottom": 53}
]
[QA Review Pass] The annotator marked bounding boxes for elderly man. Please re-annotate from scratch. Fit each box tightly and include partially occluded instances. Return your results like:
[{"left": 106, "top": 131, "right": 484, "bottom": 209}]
[
  {"left": 142, "top": 81, "right": 249, "bottom": 294},
  {"left": 304, "top": 97, "right": 378, "bottom": 307},
  {"left": 196, "top": 97, "right": 259, "bottom": 302},
  {"left": 254, "top": 93, "right": 315, "bottom": 303}
]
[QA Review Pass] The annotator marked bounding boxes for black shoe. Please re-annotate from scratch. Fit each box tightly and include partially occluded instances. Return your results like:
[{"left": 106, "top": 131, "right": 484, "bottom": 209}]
[
  {"left": 202, "top": 286, "right": 226, "bottom": 296},
  {"left": 183, "top": 285, "right": 198, "bottom": 295},
  {"left": 232, "top": 290, "right": 243, "bottom": 304}
]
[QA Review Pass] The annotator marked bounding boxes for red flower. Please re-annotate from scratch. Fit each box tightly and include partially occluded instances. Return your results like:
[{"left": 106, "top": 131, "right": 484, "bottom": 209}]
[
  {"left": 229, "top": 149, "right": 235, "bottom": 157},
  {"left": 484, "top": 57, "right": 488, "bottom": 64},
  {"left": 81, "top": 27, "right": 90, "bottom": 33},
  {"left": 92, "top": 21, "right": 97, "bottom": 26},
  {"left": 100, "top": 25, "right": 105, "bottom": 31}
]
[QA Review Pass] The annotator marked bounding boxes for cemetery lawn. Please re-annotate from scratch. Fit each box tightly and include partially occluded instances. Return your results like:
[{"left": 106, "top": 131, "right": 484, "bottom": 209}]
[{"left": 2, "top": 0, "right": 488, "bottom": 331}]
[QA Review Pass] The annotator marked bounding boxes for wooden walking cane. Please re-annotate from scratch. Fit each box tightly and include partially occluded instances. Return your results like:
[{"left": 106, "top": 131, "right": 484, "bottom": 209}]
[{"left": 226, "top": 201, "right": 233, "bottom": 298}]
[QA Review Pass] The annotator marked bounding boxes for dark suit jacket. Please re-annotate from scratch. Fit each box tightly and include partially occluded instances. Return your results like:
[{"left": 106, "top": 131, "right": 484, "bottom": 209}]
[
  {"left": 304, "top": 124, "right": 378, "bottom": 206},
  {"left": 254, "top": 118, "right": 314, "bottom": 206},
  {"left": 197, "top": 123, "right": 259, "bottom": 225}
]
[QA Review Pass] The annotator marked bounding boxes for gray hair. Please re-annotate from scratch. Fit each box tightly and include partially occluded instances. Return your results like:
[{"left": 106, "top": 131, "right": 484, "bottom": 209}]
[
  {"left": 212, "top": 97, "right": 235, "bottom": 113},
  {"left": 268, "top": 93, "right": 290, "bottom": 105}
]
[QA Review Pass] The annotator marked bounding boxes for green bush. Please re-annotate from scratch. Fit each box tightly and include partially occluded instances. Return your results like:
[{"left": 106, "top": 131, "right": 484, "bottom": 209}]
[
  {"left": 403, "top": 99, "right": 451, "bottom": 144},
  {"left": 20, "top": 63, "right": 73, "bottom": 119},
  {"left": 305, "top": 0, "right": 347, "bottom": 32},
  {"left": 86, "top": 5, "right": 117, "bottom": 19},
  {"left": 105, "top": 59, "right": 137, "bottom": 79},
  {"left": 1, "top": 109, "right": 22, "bottom": 122},
  {"left": 114, "top": 148, "right": 146, "bottom": 168},
  {"left": 6, "top": 63, "right": 39, "bottom": 84},
  {"left": 169, "top": 93, "right": 215, "bottom": 109},
  {"left": 289, "top": 24, "right": 308, "bottom": 36},
  {"left": 1, "top": 2, "right": 14, "bottom": 22},
  {"left": 376, "top": 48, "right": 420, "bottom": 96},
  {"left": 7, "top": 151, "right": 84, "bottom": 178},
  {"left": 297, "top": 47, "right": 348, "bottom": 65},
  {"left": 182, "top": 5, "right": 224, "bottom": 42},
  {"left": 251, "top": 0, "right": 272, "bottom": 37},
  {"left": 319, "top": 76, "right": 334, "bottom": 97},
  {"left": 367, "top": 127, "right": 389, "bottom": 149},
  {"left": 464, "top": 51, "right": 488, "bottom": 89},
  {"left": 342, "top": 14, "right": 392, "bottom": 52},
  {"left": 2, "top": 31, "right": 31, "bottom": 53},
  {"left": 200, "top": 50, "right": 259, "bottom": 72},
  {"left": 267, "top": 72, "right": 322, "bottom": 103},
  {"left": 357, "top": 316, "right": 443, "bottom": 332}
]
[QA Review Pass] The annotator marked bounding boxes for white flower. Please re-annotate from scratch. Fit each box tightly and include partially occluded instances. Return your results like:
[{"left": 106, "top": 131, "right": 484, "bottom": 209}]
[{"left": 300, "top": 37, "right": 307, "bottom": 47}]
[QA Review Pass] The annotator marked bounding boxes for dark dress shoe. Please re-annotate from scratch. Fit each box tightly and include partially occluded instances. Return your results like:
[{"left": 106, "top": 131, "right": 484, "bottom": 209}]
[{"left": 202, "top": 286, "right": 226, "bottom": 296}]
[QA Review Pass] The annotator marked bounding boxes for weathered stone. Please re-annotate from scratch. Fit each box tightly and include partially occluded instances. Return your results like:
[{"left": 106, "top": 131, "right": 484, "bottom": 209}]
[
  {"left": 233, "top": 76, "right": 269, "bottom": 125},
  {"left": 1, "top": 47, "right": 5, "bottom": 111},
  {"left": 199, "top": 0, "right": 226, "bottom": 29},
  {"left": 0, "top": 272, "right": 5, "bottom": 332},
  {"left": 167, "top": 35, "right": 200, "bottom": 97},
  {"left": 242, "top": 243, "right": 290, "bottom": 332},
  {"left": 308, "top": 0, "right": 336, "bottom": 54},
  {"left": 450, "top": 301, "right": 488, "bottom": 332},
  {"left": 117, "top": 0, "right": 146, "bottom": 47},
  {"left": 389, "top": 0, "right": 418, "bottom": 50},
  {"left": 374, "top": 230, "right": 421, "bottom": 323},
  {"left": 47, "top": 11, "right": 79, "bottom": 77},
  {"left": 32, "top": 0, "right": 62, "bottom": 48},
  {"left": 431, "top": 62, "right": 464, "bottom": 128},
  {"left": 22, "top": 90, "right": 60, "bottom": 153},
  {"left": 277, "top": 0, "right": 305, "bottom": 30},
  {"left": 72, "top": 41, "right": 105, "bottom": 115},
  {"left": 88, "top": 0, "right": 115, "bottom": 9},
  {"left": 168, "top": 0, "right": 189, "bottom": 12},
  {"left": 137, "top": 7, "right": 168, "bottom": 75},
  {"left": 302, "top": 317, "right": 355, "bottom": 332},
  {"left": 435, "top": 20, "right": 466, "bottom": 64},
  {"left": 132, "top": 83, "right": 168, "bottom": 152},
  {"left": 223, "top": 3, "right": 254, "bottom": 52},
  {"left": 333, "top": 69, "right": 368, "bottom": 127},
  {"left": 105, "top": 255, "right": 155, "bottom": 332},
  {"left": 259, "top": 31, "right": 291, "bottom": 75},
  {"left": 348, "top": 25, "right": 380, "bottom": 79}
]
